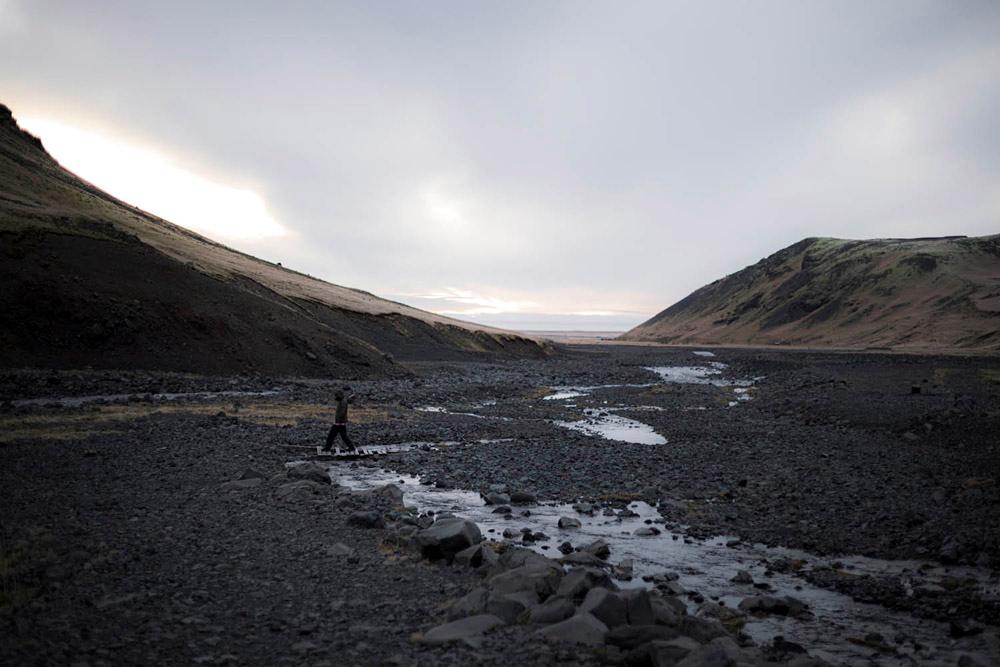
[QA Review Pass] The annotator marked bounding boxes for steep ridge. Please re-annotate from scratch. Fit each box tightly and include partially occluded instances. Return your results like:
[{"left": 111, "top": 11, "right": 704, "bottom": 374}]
[
  {"left": 623, "top": 236, "right": 1000, "bottom": 351},
  {"left": 0, "top": 104, "right": 547, "bottom": 376}
]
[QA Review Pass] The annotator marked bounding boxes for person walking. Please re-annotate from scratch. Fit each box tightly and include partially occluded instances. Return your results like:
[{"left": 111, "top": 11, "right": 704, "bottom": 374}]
[{"left": 323, "top": 387, "right": 356, "bottom": 453}]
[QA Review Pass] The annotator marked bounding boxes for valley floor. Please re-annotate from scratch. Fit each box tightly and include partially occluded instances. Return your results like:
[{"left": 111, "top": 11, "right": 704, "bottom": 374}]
[{"left": 2, "top": 345, "right": 999, "bottom": 665}]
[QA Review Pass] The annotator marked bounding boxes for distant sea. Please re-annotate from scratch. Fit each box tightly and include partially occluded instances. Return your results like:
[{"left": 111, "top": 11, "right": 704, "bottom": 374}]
[{"left": 519, "top": 330, "right": 625, "bottom": 341}]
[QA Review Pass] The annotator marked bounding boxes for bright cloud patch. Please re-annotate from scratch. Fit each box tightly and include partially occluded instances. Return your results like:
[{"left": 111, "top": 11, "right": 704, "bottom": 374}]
[
  {"left": 410, "top": 288, "right": 533, "bottom": 315},
  {"left": 21, "top": 118, "right": 288, "bottom": 240}
]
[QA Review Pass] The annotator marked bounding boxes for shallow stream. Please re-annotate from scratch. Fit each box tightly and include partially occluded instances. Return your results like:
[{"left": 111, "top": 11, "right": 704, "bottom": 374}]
[
  {"left": 327, "top": 463, "right": 999, "bottom": 666},
  {"left": 545, "top": 358, "right": 760, "bottom": 445}
]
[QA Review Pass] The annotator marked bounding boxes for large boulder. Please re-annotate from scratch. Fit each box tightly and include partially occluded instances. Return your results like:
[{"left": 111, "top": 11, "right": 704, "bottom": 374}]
[
  {"left": 558, "top": 517, "right": 582, "bottom": 529},
  {"left": 623, "top": 588, "right": 656, "bottom": 626},
  {"left": 448, "top": 587, "right": 489, "bottom": 620},
  {"left": 488, "top": 563, "right": 564, "bottom": 601},
  {"left": 422, "top": 614, "right": 505, "bottom": 646},
  {"left": 577, "top": 587, "right": 628, "bottom": 628},
  {"left": 286, "top": 462, "right": 331, "bottom": 485},
  {"left": 650, "top": 598, "right": 682, "bottom": 628},
  {"left": 454, "top": 543, "right": 498, "bottom": 569},
  {"left": 675, "top": 636, "right": 745, "bottom": 666},
  {"left": 678, "top": 616, "right": 728, "bottom": 644},
  {"left": 525, "top": 597, "right": 576, "bottom": 625},
  {"left": 493, "top": 546, "right": 554, "bottom": 573},
  {"left": 535, "top": 612, "right": 608, "bottom": 645},
  {"left": 556, "top": 566, "right": 618, "bottom": 601},
  {"left": 626, "top": 636, "right": 699, "bottom": 666},
  {"left": 487, "top": 592, "right": 535, "bottom": 624},
  {"left": 416, "top": 517, "right": 483, "bottom": 560}
]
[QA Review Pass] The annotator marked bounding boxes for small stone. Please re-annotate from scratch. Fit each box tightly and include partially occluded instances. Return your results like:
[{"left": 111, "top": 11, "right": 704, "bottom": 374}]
[
  {"left": 327, "top": 543, "right": 355, "bottom": 558},
  {"left": 580, "top": 539, "right": 611, "bottom": 559},
  {"left": 509, "top": 491, "right": 537, "bottom": 505},
  {"left": 731, "top": 570, "right": 753, "bottom": 584},
  {"left": 483, "top": 492, "right": 511, "bottom": 506},
  {"left": 950, "top": 618, "right": 984, "bottom": 638},
  {"left": 737, "top": 595, "right": 810, "bottom": 619}
]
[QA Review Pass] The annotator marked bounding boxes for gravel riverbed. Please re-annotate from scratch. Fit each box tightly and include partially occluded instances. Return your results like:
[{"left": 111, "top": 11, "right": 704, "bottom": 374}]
[{"left": 2, "top": 344, "right": 999, "bottom": 665}]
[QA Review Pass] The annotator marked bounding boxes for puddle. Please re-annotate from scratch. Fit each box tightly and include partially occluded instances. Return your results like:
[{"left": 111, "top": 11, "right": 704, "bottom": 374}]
[
  {"left": 693, "top": 350, "right": 716, "bottom": 357},
  {"left": 644, "top": 362, "right": 746, "bottom": 387},
  {"left": 728, "top": 387, "right": 754, "bottom": 407},
  {"left": 644, "top": 364, "right": 760, "bottom": 408},
  {"left": 539, "top": 365, "right": 763, "bottom": 444},
  {"left": 330, "top": 464, "right": 1000, "bottom": 666},
  {"left": 554, "top": 408, "right": 667, "bottom": 445},
  {"left": 11, "top": 389, "right": 283, "bottom": 408},
  {"left": 415, "top": 406, "right": 511, "bottom": 421},
  {"left": 543, "top": 383, "right": 651, "bottom": 401},
  {"left": 544, "top": 365, "right": 759, "bottom": 408},
  {"left": 544, "top": 390, "right": 589, "bottom": 401}
]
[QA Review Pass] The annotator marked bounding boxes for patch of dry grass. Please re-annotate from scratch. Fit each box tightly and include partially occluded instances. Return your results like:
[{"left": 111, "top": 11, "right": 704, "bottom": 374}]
[
  {"left": 980, "top": 369, "right": 1000, "bottom": 385},
  {"left": 523, "top": 387, "right": 555, "bottom": 400},
  {"left": 0, "top": 400, "right": 401, "bottom": 442},
  {"left": 932, "top": 367, "right": 955, "bottom": 385}
]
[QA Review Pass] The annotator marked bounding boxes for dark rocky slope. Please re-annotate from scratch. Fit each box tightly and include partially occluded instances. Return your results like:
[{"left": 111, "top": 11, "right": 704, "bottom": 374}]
[
  {"left": 623, "top": 235, "right": 1000, "bottom": 351},
  {"left": 0, "top": 103, "right": 547, "bottom": 377}
]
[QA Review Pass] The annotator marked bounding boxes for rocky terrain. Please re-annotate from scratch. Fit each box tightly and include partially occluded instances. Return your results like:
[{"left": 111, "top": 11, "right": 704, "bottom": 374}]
[
  {"left": 623, "top": 236, "right": 1000, "bottom": 352},
  {"left": 0, "top": 103, "right": 548, "bottom": 378},
  {"left": 2, "top": 345, "right": 999, "bottom": 665}
]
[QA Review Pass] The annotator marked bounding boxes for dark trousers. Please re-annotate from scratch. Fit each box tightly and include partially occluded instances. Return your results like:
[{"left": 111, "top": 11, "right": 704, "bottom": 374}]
[{"left": 325, "top": 423, "right": 353, "bottom": 450}]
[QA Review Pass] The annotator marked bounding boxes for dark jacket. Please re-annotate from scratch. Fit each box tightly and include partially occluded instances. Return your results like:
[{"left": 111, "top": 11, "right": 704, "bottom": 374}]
[{"left": 334, "top": 393, "right": 354, "bottom": 424}]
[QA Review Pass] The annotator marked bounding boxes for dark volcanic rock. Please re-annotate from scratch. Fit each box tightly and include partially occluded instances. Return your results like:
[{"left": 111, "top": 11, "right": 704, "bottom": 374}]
[{"left": 416, "top": 517, "right": 483, "bottom": 560}]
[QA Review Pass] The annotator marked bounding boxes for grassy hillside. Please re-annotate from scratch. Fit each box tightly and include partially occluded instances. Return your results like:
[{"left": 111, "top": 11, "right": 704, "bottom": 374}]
[
  {"left": 0, "top": 103, "right": 547, "bottom": 376},
  {"left": 623, "top": 235, "right": 1000, "bottom": 352}
]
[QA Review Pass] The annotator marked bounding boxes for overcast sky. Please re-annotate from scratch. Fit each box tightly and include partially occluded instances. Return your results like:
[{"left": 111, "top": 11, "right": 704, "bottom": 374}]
[{"left": 2, "top": 1, "right": 998, "bottom": 330}]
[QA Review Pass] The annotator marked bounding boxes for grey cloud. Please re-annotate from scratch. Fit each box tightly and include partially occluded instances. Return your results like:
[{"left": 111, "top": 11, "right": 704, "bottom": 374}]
[{"left": 2, "top": 0, "right": 998, "bottom": 330}]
